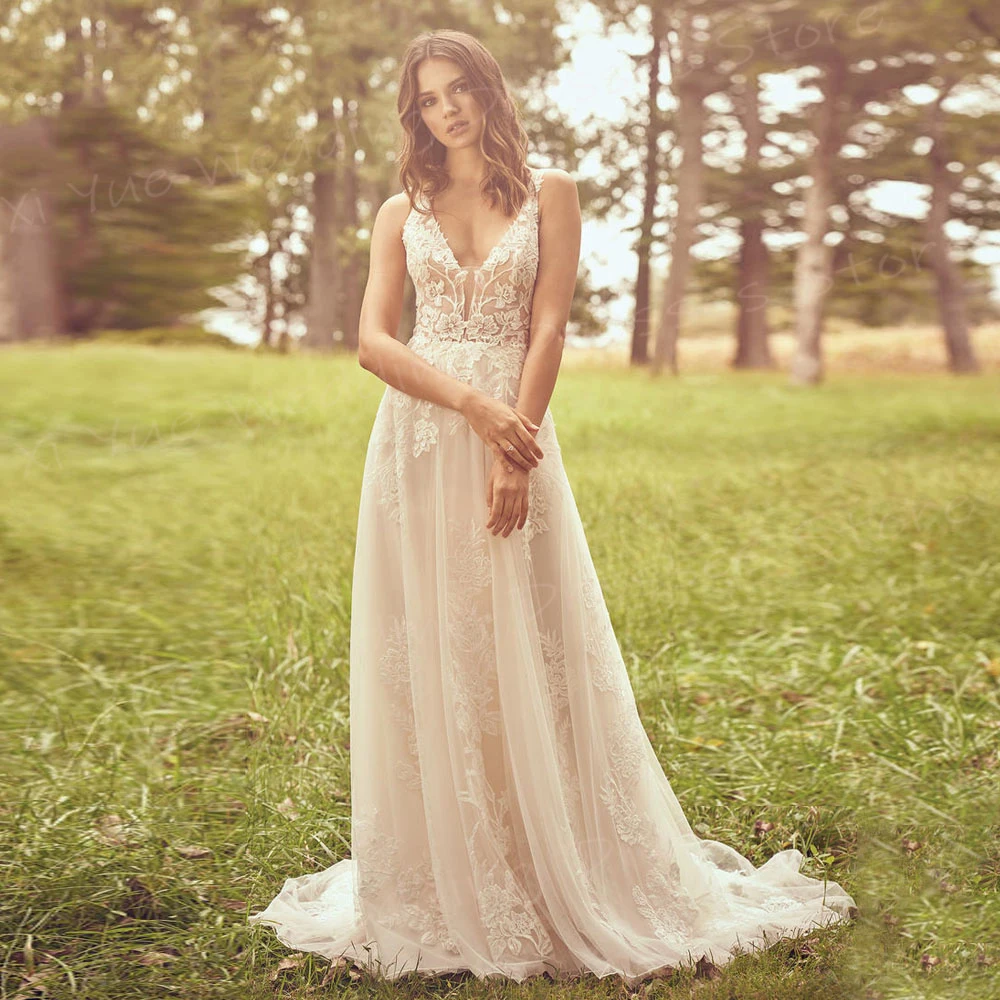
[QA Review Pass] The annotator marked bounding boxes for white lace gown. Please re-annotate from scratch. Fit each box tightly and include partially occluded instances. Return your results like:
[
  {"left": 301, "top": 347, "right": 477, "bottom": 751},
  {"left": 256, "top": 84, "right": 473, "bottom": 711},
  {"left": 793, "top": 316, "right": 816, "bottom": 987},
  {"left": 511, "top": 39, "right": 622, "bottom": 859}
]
[{"left": 248, "top": 166, "right": 856, "bottom": 982}]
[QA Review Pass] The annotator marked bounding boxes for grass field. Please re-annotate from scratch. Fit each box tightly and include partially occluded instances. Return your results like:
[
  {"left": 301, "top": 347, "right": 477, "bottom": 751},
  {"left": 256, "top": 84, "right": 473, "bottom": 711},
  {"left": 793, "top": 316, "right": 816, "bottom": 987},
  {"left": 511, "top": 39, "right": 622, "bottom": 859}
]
[{"left": 1, "top": 342, "right": 998, "bottom": 1000}]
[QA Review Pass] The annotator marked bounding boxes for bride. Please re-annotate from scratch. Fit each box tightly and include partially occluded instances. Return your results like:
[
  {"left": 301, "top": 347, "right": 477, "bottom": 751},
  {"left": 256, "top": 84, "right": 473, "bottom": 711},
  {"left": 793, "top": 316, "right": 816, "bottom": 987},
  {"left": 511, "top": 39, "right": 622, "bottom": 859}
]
[{"left": 249, "top": 28, "right": 856, "bottom": 984}]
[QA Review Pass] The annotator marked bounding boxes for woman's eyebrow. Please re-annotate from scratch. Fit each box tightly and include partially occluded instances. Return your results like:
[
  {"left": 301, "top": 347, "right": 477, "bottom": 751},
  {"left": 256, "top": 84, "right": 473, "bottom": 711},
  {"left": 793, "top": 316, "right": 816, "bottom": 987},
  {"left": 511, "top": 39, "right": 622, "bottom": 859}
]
[{"left": 418, "top": 76, "right": 466, "bottom": 98}]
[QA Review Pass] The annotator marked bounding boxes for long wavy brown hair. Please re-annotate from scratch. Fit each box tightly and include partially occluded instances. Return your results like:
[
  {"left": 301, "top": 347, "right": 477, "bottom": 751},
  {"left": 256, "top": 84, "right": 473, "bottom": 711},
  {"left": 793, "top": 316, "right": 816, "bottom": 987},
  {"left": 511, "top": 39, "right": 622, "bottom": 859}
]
[{"left": 396, "top": 30, "right": 532, "bottom": 220}]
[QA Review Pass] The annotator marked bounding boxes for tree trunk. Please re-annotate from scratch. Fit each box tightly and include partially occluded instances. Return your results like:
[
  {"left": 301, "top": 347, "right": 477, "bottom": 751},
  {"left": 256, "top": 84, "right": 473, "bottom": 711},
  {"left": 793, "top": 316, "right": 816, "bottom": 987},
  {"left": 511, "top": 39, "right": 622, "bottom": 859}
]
[
  {"left": 632, "top": 5, "right": 664, "bottom": 367},
  {"left": 255, "top": 237, "right": 277, "bottom": 348},
  {"left": 925, "top": 87, "right": 979, "bottom": 373},
  {"left": 60, "top": 18, "right": 105, "bottom": 334},
  {"left": 732, "top": 75, "right": 773, "bottom": 370},
  {"left": 341, "top": 106, "right": 362, "bottom": 351},
  {"left": 651, "top": 81, "right": 703, "bottom": 375},
  {"left": 790, "top": 55, "right": 846, "bottom": 386},
  {"left": 0, "top": 119, "right": 66, "bottom": 341},
  {"left": 303, "top": 104, "right": 340, "bottom": 350}
]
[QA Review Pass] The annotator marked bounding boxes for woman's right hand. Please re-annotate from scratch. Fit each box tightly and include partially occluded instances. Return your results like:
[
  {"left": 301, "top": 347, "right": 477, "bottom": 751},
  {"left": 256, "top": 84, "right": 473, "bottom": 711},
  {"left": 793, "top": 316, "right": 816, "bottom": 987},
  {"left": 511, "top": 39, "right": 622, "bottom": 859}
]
[{"left": 461, "top": 390, "right": 544, "bottom": 472}]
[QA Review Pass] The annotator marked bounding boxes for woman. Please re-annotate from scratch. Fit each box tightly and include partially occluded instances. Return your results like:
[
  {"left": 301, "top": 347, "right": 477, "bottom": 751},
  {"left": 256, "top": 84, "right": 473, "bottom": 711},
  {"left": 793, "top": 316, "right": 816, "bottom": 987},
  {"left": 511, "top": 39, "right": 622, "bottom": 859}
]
[{"left": 249, "top": 29, "right": 856, "bottom": 984}]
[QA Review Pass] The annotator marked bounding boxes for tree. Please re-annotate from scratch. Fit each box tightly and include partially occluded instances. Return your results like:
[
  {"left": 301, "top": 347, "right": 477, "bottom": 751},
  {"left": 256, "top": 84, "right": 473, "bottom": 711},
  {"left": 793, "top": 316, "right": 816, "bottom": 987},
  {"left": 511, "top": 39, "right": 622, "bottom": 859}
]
[
  {"left": 729, "top": 73, "right": 775, "bottom": 369},
  {"left": 0, "top": 1, "right": 253, "bottom": 336},
  {"left": 632, "top": 2, "right": 667, "bottom": 367}
]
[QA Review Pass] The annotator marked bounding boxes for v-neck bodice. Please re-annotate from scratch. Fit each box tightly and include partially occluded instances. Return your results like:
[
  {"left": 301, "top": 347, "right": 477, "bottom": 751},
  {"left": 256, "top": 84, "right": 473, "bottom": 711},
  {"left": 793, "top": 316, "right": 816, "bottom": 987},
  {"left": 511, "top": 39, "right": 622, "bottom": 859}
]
[
  {"left": 403, "top": 167, "right": 544, "bottom": 349},
  {"left": 428, "top": 193, "right": 531, "bottom": 273}
]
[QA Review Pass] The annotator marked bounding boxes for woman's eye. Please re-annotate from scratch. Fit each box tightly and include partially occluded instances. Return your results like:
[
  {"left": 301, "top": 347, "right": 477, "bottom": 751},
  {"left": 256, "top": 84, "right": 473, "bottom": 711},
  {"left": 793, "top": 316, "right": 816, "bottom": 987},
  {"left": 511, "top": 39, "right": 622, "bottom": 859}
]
[{"left": 422, "top": 83, "right": 467, "bottom": 108}]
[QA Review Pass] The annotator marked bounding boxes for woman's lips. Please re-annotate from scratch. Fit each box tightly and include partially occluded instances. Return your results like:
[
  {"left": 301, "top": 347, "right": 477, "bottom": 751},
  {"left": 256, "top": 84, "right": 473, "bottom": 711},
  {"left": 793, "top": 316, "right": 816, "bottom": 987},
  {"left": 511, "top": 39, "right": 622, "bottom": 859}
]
[{"left": 447, "top": 121, "right": 469, "bottom": 136}]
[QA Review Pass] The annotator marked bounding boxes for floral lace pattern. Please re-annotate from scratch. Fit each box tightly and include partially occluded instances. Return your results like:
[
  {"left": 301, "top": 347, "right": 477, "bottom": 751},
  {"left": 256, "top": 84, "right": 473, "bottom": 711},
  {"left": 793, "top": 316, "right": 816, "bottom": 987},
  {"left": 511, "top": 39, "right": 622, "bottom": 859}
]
[
  {"left": 444, "top": 508, "right": 557, "bottom": 963},
  {"left": 354, "top": 806, "right": 461, "bottom": 955},
  {"left": 377, "top": 615, "right": 422, "bottom": 792},
  {"left": 248, "top": 163, "right": 858, "bottom": 982},
  {"left": 406, "top": 169, "right": 542, "bottom": 351}
]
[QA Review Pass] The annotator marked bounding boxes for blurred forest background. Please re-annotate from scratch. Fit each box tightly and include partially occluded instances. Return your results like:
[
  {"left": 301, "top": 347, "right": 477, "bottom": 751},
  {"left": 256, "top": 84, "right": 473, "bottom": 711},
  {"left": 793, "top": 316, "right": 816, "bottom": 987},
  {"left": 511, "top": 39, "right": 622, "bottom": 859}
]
[{"left": 3, "top": 0, "right": 1000, "bottom": 382}]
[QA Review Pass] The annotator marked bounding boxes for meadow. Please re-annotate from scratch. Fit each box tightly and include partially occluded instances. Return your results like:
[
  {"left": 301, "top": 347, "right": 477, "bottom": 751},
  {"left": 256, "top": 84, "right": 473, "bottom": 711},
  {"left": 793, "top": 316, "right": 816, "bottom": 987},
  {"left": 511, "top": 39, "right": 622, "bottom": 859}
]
[{"left": 1, "top": 342, "right": 998, "bottom": 1000}]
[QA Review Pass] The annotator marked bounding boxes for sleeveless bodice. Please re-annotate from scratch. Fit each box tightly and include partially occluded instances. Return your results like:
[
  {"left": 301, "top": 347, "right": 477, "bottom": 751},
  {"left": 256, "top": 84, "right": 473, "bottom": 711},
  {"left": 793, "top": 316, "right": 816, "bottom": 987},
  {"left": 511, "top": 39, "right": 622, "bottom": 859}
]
[
  {"left": 378, "top": 167, "right": 546, "bottom": 462},
  {"left": 402, "top": 168, "right": 543, "bottom": 381}
]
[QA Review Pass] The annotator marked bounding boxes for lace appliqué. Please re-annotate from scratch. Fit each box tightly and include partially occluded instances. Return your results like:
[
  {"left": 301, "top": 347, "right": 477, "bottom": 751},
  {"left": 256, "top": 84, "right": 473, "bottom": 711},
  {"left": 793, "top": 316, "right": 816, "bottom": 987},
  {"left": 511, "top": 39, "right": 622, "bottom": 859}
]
[
  {"left": 579, "top": 560, "right": 707, "bottom": 942},
  {"left": 477, "top": 865, "right": 554, "bottom": 960},
  {"left": 517, "top": 411, "right": 563, "bottom": 569},
  {"left": 581, "top": 569, "right": 628, "bottom": 693},
  {"left": 354, "top": 807, "right": 461, "bottom": 955},
  {"left": 405, "top": 169, "right": 542, "bottom": 350},
  {"left": 377, "top": 615, "right": 422, "bottom": 791},
  {"left": 633, "top": 864, "right": 692, "bottom": 948},
  {"left": 444, "top": 510, "right": 556, "bottom": 963}
]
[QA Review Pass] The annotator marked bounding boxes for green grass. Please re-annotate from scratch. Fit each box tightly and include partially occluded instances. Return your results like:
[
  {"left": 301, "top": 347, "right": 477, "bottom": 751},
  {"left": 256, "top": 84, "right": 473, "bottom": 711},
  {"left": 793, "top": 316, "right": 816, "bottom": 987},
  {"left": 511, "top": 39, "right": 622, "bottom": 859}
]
[{"left": 1, "top": 342, "right": 998, "bottom": 1000}]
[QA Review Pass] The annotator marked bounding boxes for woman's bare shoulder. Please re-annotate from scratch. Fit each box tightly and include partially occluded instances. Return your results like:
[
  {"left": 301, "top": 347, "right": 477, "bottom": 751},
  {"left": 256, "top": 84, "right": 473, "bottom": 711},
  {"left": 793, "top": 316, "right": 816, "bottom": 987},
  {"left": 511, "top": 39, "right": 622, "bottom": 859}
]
[
  {"left": 536, "top": 167, "right": 576, "bottom": 192},
  {"left": 379, "top": 191, "right": 413, "bottom": 224},
  {"left": 370, "top": 191, "right": 415, "bottom": 247},
  {"left": 536, "top": 168, "right": 577, "bottom": 203},
  {"left": 535, "top": 168, "right": 579, "bottom": 223}
]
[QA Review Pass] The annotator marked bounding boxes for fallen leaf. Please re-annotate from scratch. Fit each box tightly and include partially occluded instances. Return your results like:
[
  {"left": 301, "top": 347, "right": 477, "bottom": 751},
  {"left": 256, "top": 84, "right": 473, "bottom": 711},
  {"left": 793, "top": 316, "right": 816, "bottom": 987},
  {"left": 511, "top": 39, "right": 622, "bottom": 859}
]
[
  {"left": 321, "top": 957, "right": 355, "bottom": 985},
  {"left": 788, "top": 936, "right": 817, "bottom": 958},
  {"left": 780, "top": 690, "right": 809, "bottom": 704},
  {"left": 175, "top": 844, "right": 213, "bottom": 859},
  {"left": 94, "top": 814, "right": 130, "bottom": 847},
  {"left": 269, "top": 955, "right": 305, "bottom": 981},
  {"left": 136, "top": 951, "right": 178, "bottom": 966},
  {"left": 12, "top": 970, "right": 56, "bottom": 999},
  {"left": 694, "top": 955, "right": 721, "bottom": 980},
  {"left": 966, "top": 753, "right": 998, "bottom": 770},
  {"left": 277, "top": 797, "right": 299, "bottom": 820}
]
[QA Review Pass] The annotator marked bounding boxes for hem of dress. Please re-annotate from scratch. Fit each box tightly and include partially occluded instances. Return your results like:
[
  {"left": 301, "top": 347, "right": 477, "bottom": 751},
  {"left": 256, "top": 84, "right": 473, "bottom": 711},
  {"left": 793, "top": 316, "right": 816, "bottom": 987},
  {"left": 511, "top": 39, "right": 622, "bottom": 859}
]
[{"left": 249, "top": 895, "right": 855, "bottom": 986}]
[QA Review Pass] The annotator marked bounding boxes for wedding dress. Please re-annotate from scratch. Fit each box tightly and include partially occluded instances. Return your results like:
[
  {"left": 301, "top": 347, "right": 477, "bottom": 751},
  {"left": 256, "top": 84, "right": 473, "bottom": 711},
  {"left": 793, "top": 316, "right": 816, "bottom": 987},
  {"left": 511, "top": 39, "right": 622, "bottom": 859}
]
[{"left": 248, "top": 165, "right": 856, "bottom": 982}]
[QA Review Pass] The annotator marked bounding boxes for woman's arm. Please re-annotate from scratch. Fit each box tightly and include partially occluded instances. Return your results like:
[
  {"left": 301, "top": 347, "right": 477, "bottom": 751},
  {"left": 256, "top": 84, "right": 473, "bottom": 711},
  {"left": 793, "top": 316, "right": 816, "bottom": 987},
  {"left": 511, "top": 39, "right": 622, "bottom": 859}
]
[
  {"left": 485, "top": 170, "right": 581, "bottom": 537},
  {"left": 357, "top": 194, "right": 475, "bottom": 414},
  {"left": 515, "top": 169, "right": 583, "bottom": 426}
]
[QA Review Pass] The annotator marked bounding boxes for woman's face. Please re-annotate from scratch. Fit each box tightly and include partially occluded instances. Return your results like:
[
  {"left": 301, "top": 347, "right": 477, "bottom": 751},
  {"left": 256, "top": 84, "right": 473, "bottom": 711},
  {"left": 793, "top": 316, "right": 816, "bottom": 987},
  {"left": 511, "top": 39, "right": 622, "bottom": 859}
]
[{"left": 416, "top": 56, "right": 484, "bottom": 149}]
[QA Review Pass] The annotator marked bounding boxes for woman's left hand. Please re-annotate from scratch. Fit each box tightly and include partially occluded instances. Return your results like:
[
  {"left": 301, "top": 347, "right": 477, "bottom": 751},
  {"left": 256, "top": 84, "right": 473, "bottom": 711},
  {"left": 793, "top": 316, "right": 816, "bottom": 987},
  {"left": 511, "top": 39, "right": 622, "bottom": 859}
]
[{"left": 486, "top": 455, "right": 530, "bottom": 537}]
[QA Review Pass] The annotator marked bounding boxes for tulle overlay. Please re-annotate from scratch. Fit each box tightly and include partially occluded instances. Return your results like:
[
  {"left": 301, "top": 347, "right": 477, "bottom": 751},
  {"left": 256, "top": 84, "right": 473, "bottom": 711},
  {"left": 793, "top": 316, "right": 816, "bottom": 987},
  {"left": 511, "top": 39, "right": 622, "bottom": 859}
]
[{"left": 249, "top": 167, "right": 856, "bottom": 982}]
